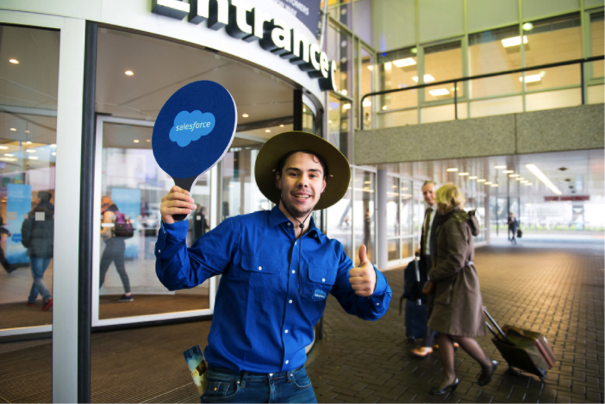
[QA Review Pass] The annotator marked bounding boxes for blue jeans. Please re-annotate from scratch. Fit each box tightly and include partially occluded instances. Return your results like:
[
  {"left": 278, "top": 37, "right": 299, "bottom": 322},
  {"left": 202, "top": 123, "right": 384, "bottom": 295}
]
[
  {"left": 28, "top": 257, "right": 52, "bottom": 303},
  {"left": 201, "top": 365, "right": 317, "bottom": 403}
]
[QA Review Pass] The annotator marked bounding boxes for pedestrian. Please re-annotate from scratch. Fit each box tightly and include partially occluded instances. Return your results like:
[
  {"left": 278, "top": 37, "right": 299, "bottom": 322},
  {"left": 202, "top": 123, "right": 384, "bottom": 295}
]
[
  {"left": 507, "top": 212, "right": 519, "bottom": 244},
  {"left": 156, "top": 131, "right": 392, "bottom": 403},
  {"left": 426, "top": 183, "right": 498, "bottom": 394},
  {"left": 192, "top": 205, "right": 210, "bottom": 241},
  {"left": 99, "top": 196, "right": 133, "bottom": 302},
  {"left": 21, "top": 191, "right": 54, "bottom": 311}
]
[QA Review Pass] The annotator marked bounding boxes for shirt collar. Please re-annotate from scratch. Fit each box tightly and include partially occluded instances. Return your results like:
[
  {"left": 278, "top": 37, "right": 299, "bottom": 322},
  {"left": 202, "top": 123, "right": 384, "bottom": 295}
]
[{"left": 269, "top": 205, "right": 323, "bottom": 243}]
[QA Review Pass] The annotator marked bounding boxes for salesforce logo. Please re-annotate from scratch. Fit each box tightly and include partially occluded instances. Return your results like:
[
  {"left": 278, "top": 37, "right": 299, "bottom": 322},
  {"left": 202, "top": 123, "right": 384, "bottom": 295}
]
[
  {"left": 12, "top": 233, "right": 21, "bottom": 243},
  {"left": 169, "top": 110, "right": 216, "bottom": 147}
]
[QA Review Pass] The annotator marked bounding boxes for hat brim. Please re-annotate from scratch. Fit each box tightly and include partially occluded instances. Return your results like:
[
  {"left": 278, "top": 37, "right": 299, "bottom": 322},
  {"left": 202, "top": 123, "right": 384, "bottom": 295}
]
[{"left": 254, "top": 131, "right": 351, "bottom": 210}]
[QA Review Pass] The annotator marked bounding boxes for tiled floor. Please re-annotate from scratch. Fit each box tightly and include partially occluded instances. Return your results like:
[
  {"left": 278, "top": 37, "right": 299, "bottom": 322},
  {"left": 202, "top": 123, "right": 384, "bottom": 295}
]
[{"left": 0, "top": 240, "right": 602, "bottom": 403}]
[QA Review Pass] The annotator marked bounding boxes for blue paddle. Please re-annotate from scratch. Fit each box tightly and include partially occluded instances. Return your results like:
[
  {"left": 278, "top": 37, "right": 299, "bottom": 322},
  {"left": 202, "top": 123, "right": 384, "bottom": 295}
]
[{"left": 153, "top": 81, "right": 237, "bottom": 221}]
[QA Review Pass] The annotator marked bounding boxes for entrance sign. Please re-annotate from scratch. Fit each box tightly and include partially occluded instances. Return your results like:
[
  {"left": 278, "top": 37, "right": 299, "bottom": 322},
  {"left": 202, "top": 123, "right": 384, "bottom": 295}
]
[
  {"left": 152, "top": 0, "right": 337, "bottom": 91},
  {"left": 152, "top": 80, "right": 237, "bottom": 220}
]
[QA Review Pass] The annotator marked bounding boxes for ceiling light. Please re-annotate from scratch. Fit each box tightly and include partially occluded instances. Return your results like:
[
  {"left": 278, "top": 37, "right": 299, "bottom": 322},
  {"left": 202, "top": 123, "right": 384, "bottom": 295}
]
[
  {"left": 411, "top": 48, "right": 418, "bottom": 54},
  {"left": 522, "top": 22, "right": 534, "bottom": 31},
  {"left": 382, "top": 105, "right": 387, "bottom": 110},
  {"left": 146, "top": 139, "right": 151, "bottom": 142},
  {"left": 526, "top": 164, "right": 561, "bottom": 195},
  {"left": 509, "top": 174, "right": 519, "bottom": 177},
  {"left": 458, "top": 172, "right": 469, "bottom": 176},
  {"left": 392, "top": 58, "right": 416, "bottom": 67},
  {"left": 362, "top": 99, "right": 372, "bottom": 107},
  {"left": 429, "top": 89, "right": 449, "bottom": 96},
  {"left": 477, "top": 179, "right": 486, "bottom": 182},
  {"left": 28, "top": 156, "right": 39, "bottom": 160},
  {"left": 0, "top": 146, "right": 7, "bottom": 150},
  {"left": 364, "top": 181, "right": 371, "bottom": 184},
  {"left": 446, "top": 168, "right": 458, "bottom": 172},
  {"left": 392, "top": 185, "right": 397, "bottom": 189},
  {"left": 4, "top": 153, "right": 13, "bottom": 157},
  {"left": 525, "top": 183, "right": 533, "bottom": 186},
  {"left": 341, "top": 89, "right": 348, "bottom": 96},
  {"left": 491, "top": 184, "right": 499, "bottom": 187},
  {"left": 9, "top": 59, "right": 19, "bottom": 64},
  {"left": 485, "top": 181, "right": 493, "bottom": 185},
  {"left": 133, "top": 139, "right": 139, "bottom": 143},
  {"left": 494, "top": 165, "right": 506, "bottom": 169},
  {"left": 125, "top": 70, "right": 134, "bottom": 76},
  {"left": 412, "top": 74, "right": 435, "bottom": 83},
  {"left": 280, "top": 124, "right": 284, "bottom": 127},
  {"left": 26, "top": 149, "right": 36, "bottom": 153},
  {"left": 51, "top": 144, "right": 56, "bottom": 148},
  {"left": 265, "top": 129, "right": 270, "bottom": 133},
  {"left": 9, "top": 128, "right": 16, "bottom": 132},
  {"left": 242, "top": 113, "right": 249, "bottom": 118},
  {"left": 25, "top": 130, "right": 30, "bottom": 134},
  {"left": 503, "top": 170, "right": 514, "bottom": 174},
  {"left": 367, "top": 65, "right": 373, "bottom": 71},
  {"left": 469, "top": 176, "right": 478, "bottom": 180},
  {"left": 501, "top": 36, "right": 528, "bottom": 48},
  {"left": 516, "top": 177, "right": 524, "bottom": 181},
  {"left": 520, "top": 73, "right": 544, "bottom": 83},
  {"left": 26, "top": 141, "right": 31, "bottom": 144},
  {"left": 0, "top": 157, "right": 16, "bottom": 162},
  {"left": 52, "top": 152, "right": 56, "bottom": 156},
  {"left": 342, "top": 103, "right": 351, "bottom": 110}
]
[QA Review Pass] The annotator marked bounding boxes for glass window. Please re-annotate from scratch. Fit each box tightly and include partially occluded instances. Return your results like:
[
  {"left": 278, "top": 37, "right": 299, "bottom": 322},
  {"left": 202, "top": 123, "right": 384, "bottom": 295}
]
[
  {"left": 327, "top": 93, "right": 351, "bottom": 158},
  {"left": 0, "top": 25, "right": 59, "bottom": 331},
  {"left": 523, "top": 14, "right": 582, "bottom": 89},
  {"left": 386, "top": 177, "right": 399, "bottom": 237},
  {"left": 327, "top": 179, "right": 352, "bottom": 258},
  {"left": 327, "top": 0, "right": 353, "bottom": 29},
  {"left": 302, "top": 103, "right": 315, "bottom": 134},
  {"left": 400, "top": 180, "right": 413, "bottom": 236},
  {"left": 354, "top": 170, "right": 375, "bottom": 266},
  {"left": 424, "top": 41, "right": 463, "bottom": 102},
  {"left": 590, "top": 11, "right": 604, "bottom": 78},
  {"left": 326, "top": 22, "right": 352, "bottom": 95},
  {"left": 358, "top": 47, "right": 374, "bottom": 129},
  {"left": 469, "top": 26, "right": 523, "bottom": 99}
]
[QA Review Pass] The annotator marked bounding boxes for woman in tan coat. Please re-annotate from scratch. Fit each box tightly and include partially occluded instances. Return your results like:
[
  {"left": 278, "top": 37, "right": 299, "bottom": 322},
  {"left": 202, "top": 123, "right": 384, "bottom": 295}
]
[{"left": 426, "top": 183, "right": 498, "bottom": 394}]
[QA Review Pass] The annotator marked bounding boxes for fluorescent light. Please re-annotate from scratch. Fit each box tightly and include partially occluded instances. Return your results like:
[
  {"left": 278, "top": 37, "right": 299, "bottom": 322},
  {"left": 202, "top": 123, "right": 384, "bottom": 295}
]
[
  {"left": 502, "top": 36, "right": 528, "bottom": 48},
  {"left": 367, "top": 65, "right": 373, "bottom": 71},
  {"left": 51, "top": 144, "right": 56, "bottom": 148},
  {"left": 477, "top": 179, "right": 486, "bottom": 182},
  {"left": 265, "top": 129, "right": 271, "bottom": 133},
  {"left": 26, "top": 141, "right": 31, "bottom": 144},
  {"left": 392, "top": 58, "right": 416, "bottom": 67},
  {"left": 491, "top": 184, "right": 499, "bottom": 187},
  {"left": 412, "top": 74, "right": 435, "bottom": 83},
  {"left": 494, "top": 165, "right": 506, "bottom": 169},
  {"left": 280, "top": 124, "right": 284, "bottom": 127},
  {"left": 429, "top": 89, "right": 449, "bottom": 96},
  {"left": 0, "top": 146, "right": 8, "bottom": 150},
  {"left": 133, "top": 139, "right": 139, "bottom": 143},
  {"left": 503, "top": 170, "right": 514, "bottom": 174},
  {"left": 469, "top": 176, "right": 478, "bottom": 180},
  {"left": 458, "top": 172, "right": 469, "bottom": 176},
  {"left": 26, "top": 149, "right": 36, "bottom": 153},
  {"left": 9, "top": 128, "right": 16, "bottom": 132},
  {"left": 522, "top": 22, "right": 534, "bottom": 31},
  {"left": 242, "top": 113, "right": 249, "bottom": 118},
  {"left": 485, "top": 181, "right": 493, "bottom": 185},
  {"left": 520, "top": 74, "right": 543, "bottom": 83},
  {"left": 516, "top": 177, "right": 524, "bottom": 181},
  {"left": 382, "top": 105, "right": 387, "bottom": 110},
  {"left": 446, "top": 168, "right": 458, "bottom": 172},
  {"left": 341, "top": 89, "right": 348, "bottom": 96},
  {"left": 362, "top": 99, "right": 372, "bottom": 107},
  {"left": 526, "top": 164, "right": 561, "bottom": 195},
  {"left": 4, "top": 154, "right": 13, "bottom": 157},
  {"left": 28, "top": 156, "right": 39, "bottom": 160},
  {"left": 0, "top": 157, "right": 16, "bottom": 162},
  {"left": 9, "top": 59, "right": 19, "bottom": 64},
  {"left": 125, "top": 70, "right": 134, "bottom": 76},
  {"left": 509, "top": 174, "right": 519, "bottom": 178},
  {"left": 52, "top": 152, "right": 56, "bottom": 156},
  {"left": 342, "top": 103, "right": 351, "bottom": 110}
]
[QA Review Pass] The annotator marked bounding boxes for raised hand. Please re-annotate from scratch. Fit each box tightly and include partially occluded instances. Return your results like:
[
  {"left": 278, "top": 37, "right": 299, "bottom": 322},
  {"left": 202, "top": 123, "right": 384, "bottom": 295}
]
[
  {"left": 160, "top": 186, "right": 197, "bottom": 224},
  {"left": 348, "top": 245, "right": 377, "bottom": 297}
]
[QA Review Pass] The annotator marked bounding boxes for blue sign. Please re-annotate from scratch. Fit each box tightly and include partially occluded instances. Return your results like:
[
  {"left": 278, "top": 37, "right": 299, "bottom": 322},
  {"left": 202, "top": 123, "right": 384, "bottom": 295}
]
[
  {"left": 153, "top": 81, "right": 237, "bottom": 180},
  {"left": 6, "top": 184, "right": 31, "bottom": 264}
]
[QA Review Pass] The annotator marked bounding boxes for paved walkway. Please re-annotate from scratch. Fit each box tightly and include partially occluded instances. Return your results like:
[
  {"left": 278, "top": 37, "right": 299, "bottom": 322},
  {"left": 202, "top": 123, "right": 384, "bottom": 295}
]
[{"left": 0, "top": 241, "right": 602, "bottom": 403}]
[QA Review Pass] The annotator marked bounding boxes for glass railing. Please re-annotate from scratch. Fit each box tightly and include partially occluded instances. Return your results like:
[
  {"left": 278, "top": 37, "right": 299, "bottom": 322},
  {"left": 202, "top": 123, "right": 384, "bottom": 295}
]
[{"left": 360, "top": 56, "right": 604, "bottom": 130}]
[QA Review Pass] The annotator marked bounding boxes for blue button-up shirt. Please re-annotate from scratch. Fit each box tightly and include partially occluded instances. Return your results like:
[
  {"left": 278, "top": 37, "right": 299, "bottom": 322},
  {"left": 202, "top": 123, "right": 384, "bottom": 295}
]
[{"left": 156, "top": 206, "right": 392, "bottom": 373}]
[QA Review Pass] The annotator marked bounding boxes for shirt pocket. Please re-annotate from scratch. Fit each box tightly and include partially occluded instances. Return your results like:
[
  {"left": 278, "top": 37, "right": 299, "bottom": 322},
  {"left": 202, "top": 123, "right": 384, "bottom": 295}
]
[
  {"left": 304, "top": 264, "right": 337, "bottom": 302},
  {"left": 239, "top": 254, "right": 282, "bottom": 300}
]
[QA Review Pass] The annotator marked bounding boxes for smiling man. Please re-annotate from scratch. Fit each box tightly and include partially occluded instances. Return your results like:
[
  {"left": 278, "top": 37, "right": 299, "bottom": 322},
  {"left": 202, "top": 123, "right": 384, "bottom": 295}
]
[{"left": 156, "top": 131, "right": 392, "bottom": 403}]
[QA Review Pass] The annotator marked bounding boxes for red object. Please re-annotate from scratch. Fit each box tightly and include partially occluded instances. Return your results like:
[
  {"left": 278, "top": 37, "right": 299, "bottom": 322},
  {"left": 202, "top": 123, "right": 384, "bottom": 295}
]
[{"left": 41, "top": 298, "right": 53, "bottom": 311}]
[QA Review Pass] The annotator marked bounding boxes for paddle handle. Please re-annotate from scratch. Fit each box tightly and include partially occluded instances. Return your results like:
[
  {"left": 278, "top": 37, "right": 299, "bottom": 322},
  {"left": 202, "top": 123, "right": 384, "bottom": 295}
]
[{"left": 172, "top": 176, "right": 199, "bottom": 222}]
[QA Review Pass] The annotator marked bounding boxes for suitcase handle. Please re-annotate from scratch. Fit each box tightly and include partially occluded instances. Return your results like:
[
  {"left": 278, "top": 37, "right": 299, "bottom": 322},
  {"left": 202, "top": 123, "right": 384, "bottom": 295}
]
[
  {"left": 413, "top": 258, "right": 422, "bottom": 306},
  {"left": 484, "top": 310, "right": 512, "bottom": 344}
]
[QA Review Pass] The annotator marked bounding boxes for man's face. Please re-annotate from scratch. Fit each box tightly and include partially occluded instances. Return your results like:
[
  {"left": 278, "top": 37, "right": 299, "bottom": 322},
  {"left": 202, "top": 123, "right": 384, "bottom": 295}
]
[
  {"left": 276, "top": 152, "right": 327, "bottom": 220},
  {"left": 422, "top": 184, "right": 436, "bottom": 206}
]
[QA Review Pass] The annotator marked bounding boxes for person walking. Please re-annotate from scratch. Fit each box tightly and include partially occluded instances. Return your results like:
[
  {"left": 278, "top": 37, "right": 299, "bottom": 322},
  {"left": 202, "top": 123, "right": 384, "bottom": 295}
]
[
  {"left": 426, "top": 183, "right": 498, "bottom": 394},
  {"left": 507, "top": 212, "right": 519, "bottom": 244},
  {"left": 21, "top": 191, "right": 54, "bottom": 311}
]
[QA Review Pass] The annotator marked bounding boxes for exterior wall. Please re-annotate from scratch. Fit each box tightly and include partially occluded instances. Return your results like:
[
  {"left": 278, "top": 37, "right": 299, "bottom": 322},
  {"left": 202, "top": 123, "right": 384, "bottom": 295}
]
[{"left": 354, "top": 104, "right": 604, "bottom": 165}]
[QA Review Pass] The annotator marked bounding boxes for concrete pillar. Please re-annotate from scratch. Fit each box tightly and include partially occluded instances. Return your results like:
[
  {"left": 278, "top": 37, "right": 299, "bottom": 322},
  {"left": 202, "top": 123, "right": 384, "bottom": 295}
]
[{"left": 377, "top": 170, "right": 388, "bottom": 270}]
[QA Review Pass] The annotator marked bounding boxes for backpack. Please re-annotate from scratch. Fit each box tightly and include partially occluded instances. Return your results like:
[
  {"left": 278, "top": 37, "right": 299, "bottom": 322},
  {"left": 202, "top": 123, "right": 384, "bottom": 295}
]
[{"left": 114, "top": 211, "right": 134, "bottom": 238}]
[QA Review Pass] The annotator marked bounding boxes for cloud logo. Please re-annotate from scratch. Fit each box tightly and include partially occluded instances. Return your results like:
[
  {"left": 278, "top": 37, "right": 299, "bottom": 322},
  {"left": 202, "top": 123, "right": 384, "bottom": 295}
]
[{"left": 169, "top": 110, "right": 216, "bottom": 147}]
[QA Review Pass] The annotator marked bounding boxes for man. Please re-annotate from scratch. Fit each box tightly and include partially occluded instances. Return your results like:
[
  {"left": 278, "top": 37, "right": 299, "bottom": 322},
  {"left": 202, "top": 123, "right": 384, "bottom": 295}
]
[
  {"left": 507, "top": 212, "right": 519, "bottom": 244},
  {"left": 411, "top": 181, "right": 441, "bottom": 357},
  {"left": 99, "top": 196, "right": 133, "bottom": 302},
  {"left": 156, "top": 131, "right": 392, "bottom": 403},
  {"left": 192, "top": 205, "right": 210, "bottom": 241},
  {"left": 21, "top": 191, "right": 54, "bottom": 311}
]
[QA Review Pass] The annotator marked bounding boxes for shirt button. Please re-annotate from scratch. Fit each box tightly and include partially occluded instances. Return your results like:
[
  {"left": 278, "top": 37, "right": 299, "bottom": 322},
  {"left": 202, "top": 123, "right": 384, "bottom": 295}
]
[
  {"left": 258, "top": 266, "right": 262, "bottom": 271},
  {"left": 285, "top": 329, "right": 289, "bottom": 334},
  {"left": 376, "top": 302, "right": 380, "bottom": 306},
  {"left": 285, "top": 360, "right": 289, "bottom": 364},
  {"left": 287, "top": 222, "right": 291, "bottom": 226},
  {"left": 322, "top": 278, "right": 326, "bottom": 282},
  {"left": 289, "top": 300, "right": 293, "bottom": 304},
  {"left": 292, "top": 270, "right": 295, "bottom": 274},
  {"left": 157, "top": 249, "right": 161, "bottom": 253},
  {"left": 269, "top": 373, "right": 273, "bottom": 377},
  {"left": 294, "top": 241, "right": 297, "bottom": 245}
]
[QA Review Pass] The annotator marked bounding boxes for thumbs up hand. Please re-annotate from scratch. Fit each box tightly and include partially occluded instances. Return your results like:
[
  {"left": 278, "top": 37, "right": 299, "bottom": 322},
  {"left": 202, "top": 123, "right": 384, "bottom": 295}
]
[{"left": 348, "top": 245, "right": 377, "bottom": 297}]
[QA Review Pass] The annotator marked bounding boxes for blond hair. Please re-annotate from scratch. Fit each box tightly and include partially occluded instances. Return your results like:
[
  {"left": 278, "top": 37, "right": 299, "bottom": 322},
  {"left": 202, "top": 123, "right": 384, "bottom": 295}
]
[{"left": 435, "top": 183, "right": 465, "bottom": 212}]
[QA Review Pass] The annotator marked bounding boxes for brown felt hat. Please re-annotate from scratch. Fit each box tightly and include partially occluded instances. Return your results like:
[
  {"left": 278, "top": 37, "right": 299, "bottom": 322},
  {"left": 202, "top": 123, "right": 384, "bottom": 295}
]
[{"left": 254, "top": 131, "right": 351, "bottom": 210}]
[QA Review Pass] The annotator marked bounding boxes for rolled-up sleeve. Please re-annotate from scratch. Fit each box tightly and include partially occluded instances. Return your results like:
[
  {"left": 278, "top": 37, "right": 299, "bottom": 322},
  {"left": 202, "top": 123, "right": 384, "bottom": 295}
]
[{"left": 155, "top": 218, "right": 238, "bottom": 291}]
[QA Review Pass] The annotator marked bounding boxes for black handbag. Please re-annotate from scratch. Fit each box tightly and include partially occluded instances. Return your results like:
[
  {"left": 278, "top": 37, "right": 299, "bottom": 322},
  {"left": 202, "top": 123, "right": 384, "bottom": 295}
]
[{"left": 517, "top": 228, "right": 523, "bottom": 238}]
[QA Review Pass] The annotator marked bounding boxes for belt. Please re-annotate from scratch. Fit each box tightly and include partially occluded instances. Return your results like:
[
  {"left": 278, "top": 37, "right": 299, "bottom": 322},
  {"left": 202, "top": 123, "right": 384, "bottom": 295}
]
[{"left": 208, "top": 365, "right": 305, "bottom": 383}]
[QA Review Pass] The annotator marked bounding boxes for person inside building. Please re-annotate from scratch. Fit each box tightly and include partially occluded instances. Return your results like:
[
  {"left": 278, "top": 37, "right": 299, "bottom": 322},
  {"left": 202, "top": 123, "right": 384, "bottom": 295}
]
[
  {"left": 426, "top": 183, "right": 498, "bottom": 394},
  {"left": 156, "top": 131, "right": 392, "bottom": 403},
  {"left": 507, "top": 212, "right": 519, "bottom": 244}
]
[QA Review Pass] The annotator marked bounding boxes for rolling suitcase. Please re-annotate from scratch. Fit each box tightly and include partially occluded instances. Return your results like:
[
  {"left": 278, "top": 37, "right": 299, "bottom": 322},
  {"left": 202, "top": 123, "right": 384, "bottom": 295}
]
[
  {"left": 485, "top": 310, "right": 556, "bottom": 380},
  {"left": 400, "top": 258, "right": 429, "bottom": 340}
]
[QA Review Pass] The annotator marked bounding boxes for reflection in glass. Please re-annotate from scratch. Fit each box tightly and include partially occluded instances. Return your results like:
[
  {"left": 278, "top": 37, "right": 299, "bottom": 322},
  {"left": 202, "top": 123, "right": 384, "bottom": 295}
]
[
  {"left": 590, "top": 12, "right": 604, "bottom": 78},
  {"left": 378, "top": 47, "right": 418, "bottom": 128},
  {"left": 327, "top": 178, "right": 352, "bottom": 259},
  {"left": 424, "top": 41, "right": 463, "bottom": 102},
  {"left": 354, "top": 170, "right": 375, "bottom": 266},
  {"left": 98, "top": 122, "right": 211, "bottom": 319},
  {"left": 386, "top": 177, "right": 399, "bottom": 237},
  {"left": 400, "top": 180, "right": 413, "bottom": 236},
  {"left": 302, "top": 103, "right": 315, "bottom": 133},
  {"left": 0, "top": 25, "right": 59, "bottom": 331},
  {"left": 326, "top": 23, "right": 351, "bottom": 94},
  {"left": 360, "top": 47, "right": 374, "bottom": 129},
  {"left": 327, "top": 93, "right": 350, "bottom": 158}
]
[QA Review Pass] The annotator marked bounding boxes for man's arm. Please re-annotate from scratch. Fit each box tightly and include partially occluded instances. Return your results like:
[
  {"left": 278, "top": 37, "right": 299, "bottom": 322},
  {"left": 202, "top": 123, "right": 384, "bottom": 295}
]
[{"left": 330, "top": 245, "right": 392, "bottom": 321}]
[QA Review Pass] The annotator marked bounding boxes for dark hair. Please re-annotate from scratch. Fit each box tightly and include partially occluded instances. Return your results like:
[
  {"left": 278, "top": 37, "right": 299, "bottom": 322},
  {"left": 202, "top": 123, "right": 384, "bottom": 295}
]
[{"left": 275, "top": 150, "right": 329, "bottom": 179}]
